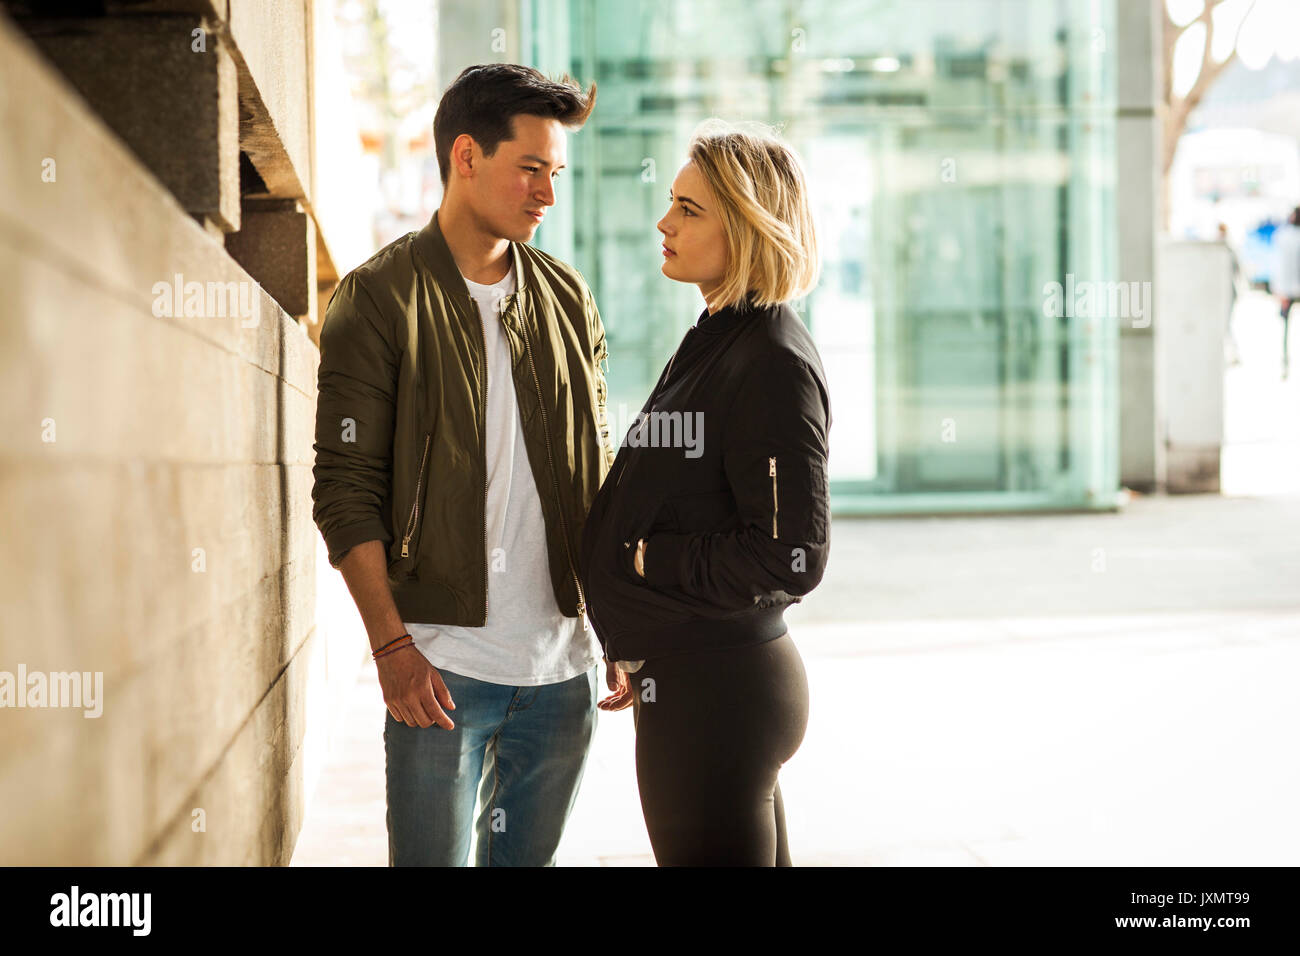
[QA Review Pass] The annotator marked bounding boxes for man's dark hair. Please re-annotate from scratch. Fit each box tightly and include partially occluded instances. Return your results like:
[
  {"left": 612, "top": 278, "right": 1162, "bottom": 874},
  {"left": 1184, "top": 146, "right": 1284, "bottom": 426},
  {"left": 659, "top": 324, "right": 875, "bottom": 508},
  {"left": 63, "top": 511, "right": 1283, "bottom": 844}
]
[
  {"left": 1291, "top": 206, "right": 1300, "bottom": 226},
  {"left": 433, "top": 64, "right": 597, "bottom": 187}
]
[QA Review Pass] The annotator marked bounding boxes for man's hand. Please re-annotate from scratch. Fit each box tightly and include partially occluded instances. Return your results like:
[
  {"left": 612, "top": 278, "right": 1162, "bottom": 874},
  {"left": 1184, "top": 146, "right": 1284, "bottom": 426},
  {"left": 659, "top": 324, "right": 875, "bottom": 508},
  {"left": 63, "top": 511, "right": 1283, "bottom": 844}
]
[
  {"left": 334, "top": 540, "right": 457, "bottom": 730},
  {"left": 377, "top": 645, "right": 457, "bottom": 729},
  {"left": 634, "top": 538, "right": 647, "bottom": 578},
  {"left": 598, "top": 659, "right": 635, "bottom": 711}
]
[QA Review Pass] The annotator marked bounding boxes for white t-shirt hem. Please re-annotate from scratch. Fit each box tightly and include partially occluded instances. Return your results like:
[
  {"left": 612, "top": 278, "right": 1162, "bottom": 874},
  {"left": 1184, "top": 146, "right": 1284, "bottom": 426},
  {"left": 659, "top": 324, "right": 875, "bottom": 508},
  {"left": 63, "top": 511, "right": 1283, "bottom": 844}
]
[{"left": 412, "top": 643, "right": 599, "bottom": 687}]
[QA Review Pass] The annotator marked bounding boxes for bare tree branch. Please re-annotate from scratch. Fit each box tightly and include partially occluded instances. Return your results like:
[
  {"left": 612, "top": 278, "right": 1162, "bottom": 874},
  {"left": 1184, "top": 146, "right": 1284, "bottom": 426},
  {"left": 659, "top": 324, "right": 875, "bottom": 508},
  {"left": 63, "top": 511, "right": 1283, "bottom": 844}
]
[{"left": 1161, "top": 0, "right": 1259, "bottom": 178}]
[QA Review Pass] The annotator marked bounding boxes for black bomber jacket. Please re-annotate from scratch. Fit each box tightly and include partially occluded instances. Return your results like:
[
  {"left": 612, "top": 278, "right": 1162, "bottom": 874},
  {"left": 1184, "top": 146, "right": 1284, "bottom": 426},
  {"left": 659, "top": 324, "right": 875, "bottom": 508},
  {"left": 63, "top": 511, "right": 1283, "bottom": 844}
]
[{"left": 578, "top": 295, "right": 833, "bottom": 662}]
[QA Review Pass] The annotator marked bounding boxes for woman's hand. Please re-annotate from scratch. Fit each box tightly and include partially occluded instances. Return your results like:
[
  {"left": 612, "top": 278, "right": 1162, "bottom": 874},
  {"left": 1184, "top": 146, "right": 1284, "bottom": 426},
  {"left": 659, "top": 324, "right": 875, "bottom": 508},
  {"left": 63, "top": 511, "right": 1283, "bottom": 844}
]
[
  {"left": 622, "top": 537, "right": 649, "bottom": 579},
  {"left": 598, "top": 659, "right": 635, "bottom": 711}
]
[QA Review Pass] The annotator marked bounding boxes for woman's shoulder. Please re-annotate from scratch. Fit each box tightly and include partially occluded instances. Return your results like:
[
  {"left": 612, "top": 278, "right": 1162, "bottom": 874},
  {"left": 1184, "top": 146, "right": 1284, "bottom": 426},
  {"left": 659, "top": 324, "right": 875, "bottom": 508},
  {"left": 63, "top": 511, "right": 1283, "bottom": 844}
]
[{"left": 742, "top": 301, "right": 827, "bottom": 381}]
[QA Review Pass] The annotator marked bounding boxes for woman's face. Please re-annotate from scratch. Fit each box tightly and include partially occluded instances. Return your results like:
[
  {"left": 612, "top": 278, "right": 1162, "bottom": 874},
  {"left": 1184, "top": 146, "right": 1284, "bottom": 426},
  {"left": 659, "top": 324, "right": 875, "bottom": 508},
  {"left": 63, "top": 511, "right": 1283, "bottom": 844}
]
[{"left": 657, "top": 161, "right": 729, "bottom": 306}]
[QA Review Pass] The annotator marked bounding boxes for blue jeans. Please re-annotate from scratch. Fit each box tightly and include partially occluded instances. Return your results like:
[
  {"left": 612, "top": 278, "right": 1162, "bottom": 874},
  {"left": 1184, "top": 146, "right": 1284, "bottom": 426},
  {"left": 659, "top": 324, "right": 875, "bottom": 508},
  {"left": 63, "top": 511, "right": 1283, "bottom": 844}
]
[{"left": 383, "top": 664, "right": 599, "bottom": 866}]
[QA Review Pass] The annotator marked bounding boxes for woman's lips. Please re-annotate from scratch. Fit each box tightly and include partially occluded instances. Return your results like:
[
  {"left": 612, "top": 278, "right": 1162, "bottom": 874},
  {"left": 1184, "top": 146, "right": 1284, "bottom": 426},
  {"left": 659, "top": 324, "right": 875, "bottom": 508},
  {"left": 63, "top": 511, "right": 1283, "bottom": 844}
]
[{"left": 662, "top": 244, "right": 676, "bottom": 257}]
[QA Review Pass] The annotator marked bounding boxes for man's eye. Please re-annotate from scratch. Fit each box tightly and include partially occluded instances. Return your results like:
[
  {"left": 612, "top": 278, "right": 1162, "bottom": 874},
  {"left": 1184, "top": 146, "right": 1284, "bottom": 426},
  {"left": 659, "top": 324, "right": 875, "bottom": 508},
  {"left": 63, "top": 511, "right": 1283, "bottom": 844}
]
[{"left": 523, "top": 166, "right": 540, "bottom": 173}]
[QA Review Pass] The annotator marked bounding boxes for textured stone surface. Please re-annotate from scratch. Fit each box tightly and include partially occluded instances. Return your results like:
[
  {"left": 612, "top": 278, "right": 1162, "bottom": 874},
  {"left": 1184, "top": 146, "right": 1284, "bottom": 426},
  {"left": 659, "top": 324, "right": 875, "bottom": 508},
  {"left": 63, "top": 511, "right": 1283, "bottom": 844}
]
[
  {"left": 19, "top": 14, "right": 241, "bottom": 230},
  {"left": 225, "top": 201, "right": 316, "bottom": 320},
  {"left": 228, "top": 0, "right": 311, "bottom": 202},
  {"left": 0, "top": 9, "right": 361, "bottom": 866}
]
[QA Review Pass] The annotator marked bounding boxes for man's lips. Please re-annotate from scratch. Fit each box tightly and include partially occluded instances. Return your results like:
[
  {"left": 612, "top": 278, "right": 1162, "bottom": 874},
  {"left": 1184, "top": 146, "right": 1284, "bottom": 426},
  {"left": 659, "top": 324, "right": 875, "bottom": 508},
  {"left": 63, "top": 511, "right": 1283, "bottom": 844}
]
[{"left": 527, "top": 210, "right": 545, "bottom": 221}]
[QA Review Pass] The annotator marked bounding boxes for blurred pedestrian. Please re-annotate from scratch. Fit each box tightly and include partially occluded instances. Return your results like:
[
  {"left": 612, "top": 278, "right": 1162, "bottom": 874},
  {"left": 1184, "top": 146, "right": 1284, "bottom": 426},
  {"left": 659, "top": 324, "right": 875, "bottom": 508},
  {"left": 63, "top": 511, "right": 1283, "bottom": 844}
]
[
  {"left": 1271, "top": 206, "right": 1300, "bottom": 379},
  {"left": 1218, "top": 223, "right": 1242, "bottom": 367}
]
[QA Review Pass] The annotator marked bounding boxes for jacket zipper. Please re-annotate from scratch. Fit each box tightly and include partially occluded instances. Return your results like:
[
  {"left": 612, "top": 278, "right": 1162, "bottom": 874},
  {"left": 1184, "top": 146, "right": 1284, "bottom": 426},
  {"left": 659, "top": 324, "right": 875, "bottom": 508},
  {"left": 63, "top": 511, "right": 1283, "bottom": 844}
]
[
  {"left": 400, "top": 433, "right": 432, "bottom": 558},
  {"left": 517, "top": 298, "right": 590, "bottom": 633},
  {"left": 769, "top": 456, "right": 778, "bottom": 539},
  {"left": 617, "top": 326, "right": 693, "bottom": 491},
  {"left": 477, "top": 303, "right": 489, "bottom": 625}
]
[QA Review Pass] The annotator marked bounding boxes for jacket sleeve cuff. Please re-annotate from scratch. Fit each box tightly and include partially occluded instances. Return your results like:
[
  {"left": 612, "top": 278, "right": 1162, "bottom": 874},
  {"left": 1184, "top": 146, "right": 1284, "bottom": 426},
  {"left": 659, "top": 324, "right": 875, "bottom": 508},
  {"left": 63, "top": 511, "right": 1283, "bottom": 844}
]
[
  {"left": 324, "top": 518, "right": 392, "bottom": 569},
  {"left": 640, "top": 532, "right": 691, "bottom": 589}
]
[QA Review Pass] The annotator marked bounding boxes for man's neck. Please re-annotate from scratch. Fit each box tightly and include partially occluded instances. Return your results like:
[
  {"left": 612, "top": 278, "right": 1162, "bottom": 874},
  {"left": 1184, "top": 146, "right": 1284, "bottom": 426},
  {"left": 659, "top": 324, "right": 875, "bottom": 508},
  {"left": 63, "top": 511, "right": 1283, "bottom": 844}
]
[{"left": 437, "top": 196, "right": 512, "bottom": 285}]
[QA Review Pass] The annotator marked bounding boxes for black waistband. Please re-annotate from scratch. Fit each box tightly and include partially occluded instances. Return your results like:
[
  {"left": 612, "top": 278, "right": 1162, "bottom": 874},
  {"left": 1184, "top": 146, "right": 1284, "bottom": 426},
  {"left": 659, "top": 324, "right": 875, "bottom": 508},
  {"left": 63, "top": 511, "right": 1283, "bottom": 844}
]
[{"left": 605, "top": 603, "right": 790, "bottom": 662}]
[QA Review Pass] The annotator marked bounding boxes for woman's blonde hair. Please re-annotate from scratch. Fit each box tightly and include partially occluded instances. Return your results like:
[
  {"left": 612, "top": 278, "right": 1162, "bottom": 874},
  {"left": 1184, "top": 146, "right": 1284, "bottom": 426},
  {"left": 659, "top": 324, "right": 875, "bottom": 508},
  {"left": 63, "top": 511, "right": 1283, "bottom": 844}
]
[{"left": 687, "top": 120, "right": 820, "bottom": 311}]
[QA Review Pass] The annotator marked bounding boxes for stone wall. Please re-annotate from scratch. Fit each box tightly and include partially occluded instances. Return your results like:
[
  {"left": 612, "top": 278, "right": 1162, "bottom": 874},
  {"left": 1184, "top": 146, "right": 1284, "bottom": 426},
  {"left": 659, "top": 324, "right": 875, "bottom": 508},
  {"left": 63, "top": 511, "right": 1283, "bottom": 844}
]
[{"left": 0, "top": 1, "right": 369, "bottom": 865}]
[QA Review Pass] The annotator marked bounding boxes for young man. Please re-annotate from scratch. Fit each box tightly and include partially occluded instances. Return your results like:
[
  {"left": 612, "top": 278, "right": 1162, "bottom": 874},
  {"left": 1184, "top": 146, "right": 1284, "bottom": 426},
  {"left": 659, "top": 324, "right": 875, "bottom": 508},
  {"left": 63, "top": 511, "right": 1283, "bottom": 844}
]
[{"left": 310, "top": 64, "right": 615, "bottom": 866}]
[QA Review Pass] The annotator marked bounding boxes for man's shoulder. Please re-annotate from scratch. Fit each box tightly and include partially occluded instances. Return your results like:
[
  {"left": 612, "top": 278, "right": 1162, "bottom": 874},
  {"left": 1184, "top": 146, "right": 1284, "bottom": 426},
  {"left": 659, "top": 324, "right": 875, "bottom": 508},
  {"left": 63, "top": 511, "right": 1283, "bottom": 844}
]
[
  {"left": 325, "top": 230, "right": 423, "bottom": 319},
  {"left": 345, "top": 230, "right": 421, "bottom": 289},
  {"left": 517, "top": 242, "right": 593, "bottom": 305}
]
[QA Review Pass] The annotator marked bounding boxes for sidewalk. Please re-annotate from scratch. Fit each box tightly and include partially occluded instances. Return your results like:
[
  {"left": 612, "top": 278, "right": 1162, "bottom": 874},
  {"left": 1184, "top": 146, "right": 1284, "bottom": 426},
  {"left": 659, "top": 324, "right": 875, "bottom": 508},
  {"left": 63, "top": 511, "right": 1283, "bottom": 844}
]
[
  {"left": 1221, "top": 290, "right": 1300, "bottom": 496},
  {"left": 291, "top": 491, "right": 1300, "bottom": 866}
]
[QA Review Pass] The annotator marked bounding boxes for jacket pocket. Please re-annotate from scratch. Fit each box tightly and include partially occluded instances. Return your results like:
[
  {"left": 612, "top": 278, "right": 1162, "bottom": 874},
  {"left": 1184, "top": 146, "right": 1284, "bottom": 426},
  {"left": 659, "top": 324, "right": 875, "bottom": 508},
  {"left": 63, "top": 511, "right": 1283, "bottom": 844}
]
[
  {"left": 769, "top": 457, "right": 779, "bottom": 539},
  {"left": 393, "top": 431, "right": 432, "bottom": 567},
  {"left": 767, "top": 454, "right": 829, "bottom": 544},
  {"left": 617, "top": 495, "right": 673, "bottom": 584}
]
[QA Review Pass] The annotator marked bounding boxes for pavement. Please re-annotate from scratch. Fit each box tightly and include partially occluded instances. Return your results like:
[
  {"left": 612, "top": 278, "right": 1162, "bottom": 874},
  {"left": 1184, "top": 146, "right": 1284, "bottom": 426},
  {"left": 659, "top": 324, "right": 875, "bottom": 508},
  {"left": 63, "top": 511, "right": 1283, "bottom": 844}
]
[{"left": 290, "top": 290, "right": 1300, "bottom": 866}]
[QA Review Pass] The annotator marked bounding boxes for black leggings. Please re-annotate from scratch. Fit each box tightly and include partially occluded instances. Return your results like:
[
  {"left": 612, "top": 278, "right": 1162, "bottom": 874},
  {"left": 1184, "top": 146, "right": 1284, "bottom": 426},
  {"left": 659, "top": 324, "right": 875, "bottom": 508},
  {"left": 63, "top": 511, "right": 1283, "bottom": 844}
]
[{"left": 629, "top": 631, "right": 809, "bottom": 866}]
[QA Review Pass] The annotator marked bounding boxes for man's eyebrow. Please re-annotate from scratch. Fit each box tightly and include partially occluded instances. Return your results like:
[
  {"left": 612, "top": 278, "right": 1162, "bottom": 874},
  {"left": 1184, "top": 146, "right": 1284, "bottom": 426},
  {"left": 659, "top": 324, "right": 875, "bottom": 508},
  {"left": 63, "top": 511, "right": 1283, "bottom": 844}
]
[{"left": 521, "top": 154, "right": 565, "bottom": 169}]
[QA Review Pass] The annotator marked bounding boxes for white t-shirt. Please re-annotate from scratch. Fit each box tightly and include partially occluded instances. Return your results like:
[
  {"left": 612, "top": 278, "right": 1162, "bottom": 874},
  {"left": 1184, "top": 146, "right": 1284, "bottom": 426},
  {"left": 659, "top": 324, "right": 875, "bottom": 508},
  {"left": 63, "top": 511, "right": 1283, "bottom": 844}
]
[{"left": 403, "top": 262, "right": 601, "bottom": 685}]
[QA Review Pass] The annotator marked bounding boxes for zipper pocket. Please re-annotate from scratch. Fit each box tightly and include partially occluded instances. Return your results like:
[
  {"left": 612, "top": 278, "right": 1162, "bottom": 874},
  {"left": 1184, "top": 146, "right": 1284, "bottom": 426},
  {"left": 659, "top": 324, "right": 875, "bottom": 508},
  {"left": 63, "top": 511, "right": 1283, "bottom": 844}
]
[
  {"left": 769, "top": 456, "right": 778, "bottom": 539},
  {"left": 400, "top": 432, "right": 432, "bottom": 559}
]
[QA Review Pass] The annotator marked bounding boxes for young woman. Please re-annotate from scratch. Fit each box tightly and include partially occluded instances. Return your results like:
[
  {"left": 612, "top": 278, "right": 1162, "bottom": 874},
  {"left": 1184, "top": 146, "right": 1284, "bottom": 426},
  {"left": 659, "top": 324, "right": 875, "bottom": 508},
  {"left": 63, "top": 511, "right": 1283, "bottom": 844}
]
[{"left": 579, "top": 123, "right": 832, "bottom": 866}]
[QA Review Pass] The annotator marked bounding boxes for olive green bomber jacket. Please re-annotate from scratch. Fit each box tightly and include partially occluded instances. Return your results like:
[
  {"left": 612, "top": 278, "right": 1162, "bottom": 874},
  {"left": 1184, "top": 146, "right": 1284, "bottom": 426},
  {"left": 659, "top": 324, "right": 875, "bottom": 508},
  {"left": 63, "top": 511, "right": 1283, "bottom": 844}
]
[{"left": 310, "top": 210, "right": 616, "bottom": 632}]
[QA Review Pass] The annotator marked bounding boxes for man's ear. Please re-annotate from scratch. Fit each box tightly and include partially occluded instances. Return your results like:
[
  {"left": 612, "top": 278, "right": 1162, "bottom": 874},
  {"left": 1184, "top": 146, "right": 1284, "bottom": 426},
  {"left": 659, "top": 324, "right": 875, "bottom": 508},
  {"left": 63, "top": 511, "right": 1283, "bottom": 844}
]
[{"left": 451, "top": 133, "right": 476, "bottom": 180}]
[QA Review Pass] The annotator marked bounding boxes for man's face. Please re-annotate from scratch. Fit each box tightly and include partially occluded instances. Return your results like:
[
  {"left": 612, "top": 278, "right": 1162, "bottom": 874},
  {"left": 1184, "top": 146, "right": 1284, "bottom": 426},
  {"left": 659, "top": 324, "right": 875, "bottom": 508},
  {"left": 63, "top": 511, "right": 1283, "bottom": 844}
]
[{"left": 461, "top": 114, "right": 567, "bottom": 242}]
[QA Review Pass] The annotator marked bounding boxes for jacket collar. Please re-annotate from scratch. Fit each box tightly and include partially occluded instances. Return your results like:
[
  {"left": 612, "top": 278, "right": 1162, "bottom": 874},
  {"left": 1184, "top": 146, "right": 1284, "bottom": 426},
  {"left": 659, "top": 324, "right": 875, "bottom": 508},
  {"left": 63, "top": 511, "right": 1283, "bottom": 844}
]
[
  {"left": 413, "top": 209, "right": 530, "bottom": 302},
  {"left": 695, "top": 293, "right": 769, "bottom": 335}
]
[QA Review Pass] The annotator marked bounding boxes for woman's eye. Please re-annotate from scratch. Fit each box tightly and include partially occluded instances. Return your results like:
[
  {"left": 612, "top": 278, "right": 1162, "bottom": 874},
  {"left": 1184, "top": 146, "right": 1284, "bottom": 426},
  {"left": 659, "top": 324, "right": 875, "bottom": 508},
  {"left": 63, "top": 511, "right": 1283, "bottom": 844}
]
[{"left": 680, "top": 204, "right": 695, "bottom": 217}]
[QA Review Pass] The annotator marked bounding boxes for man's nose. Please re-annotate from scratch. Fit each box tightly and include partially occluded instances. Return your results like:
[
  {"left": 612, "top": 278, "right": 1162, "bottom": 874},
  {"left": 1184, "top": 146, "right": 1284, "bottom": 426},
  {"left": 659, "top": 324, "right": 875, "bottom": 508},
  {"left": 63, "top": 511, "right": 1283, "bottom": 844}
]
[{"left": 536, "top": 178, "right": 555, "bottom": 206}]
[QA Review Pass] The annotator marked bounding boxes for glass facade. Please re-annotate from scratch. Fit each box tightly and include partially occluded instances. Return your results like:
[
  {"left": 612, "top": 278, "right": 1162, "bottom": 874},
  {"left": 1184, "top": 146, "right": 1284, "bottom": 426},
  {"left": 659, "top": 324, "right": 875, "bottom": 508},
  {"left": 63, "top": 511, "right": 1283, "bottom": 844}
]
[{"left": 517, "top": 0, "right": 1120, "bottom": 513}]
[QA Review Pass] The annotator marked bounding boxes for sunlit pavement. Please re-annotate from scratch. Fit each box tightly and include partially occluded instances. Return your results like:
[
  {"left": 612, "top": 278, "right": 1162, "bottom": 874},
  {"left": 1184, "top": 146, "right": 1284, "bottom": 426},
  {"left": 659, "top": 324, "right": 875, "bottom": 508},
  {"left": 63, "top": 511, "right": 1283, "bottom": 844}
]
[
  {"left": 1222, "top": 291, "right": 1300, "bottom": 496},
  {"left": 292, "top": 291, "right": 1300, "bottom": 866}
]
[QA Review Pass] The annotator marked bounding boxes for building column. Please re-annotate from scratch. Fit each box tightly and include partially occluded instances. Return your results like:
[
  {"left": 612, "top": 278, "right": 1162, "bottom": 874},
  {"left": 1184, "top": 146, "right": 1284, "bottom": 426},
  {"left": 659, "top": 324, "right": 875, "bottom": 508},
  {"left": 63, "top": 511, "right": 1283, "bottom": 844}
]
[{"left": 1115, "top": 0, "right": 1164, "bottom": 492}]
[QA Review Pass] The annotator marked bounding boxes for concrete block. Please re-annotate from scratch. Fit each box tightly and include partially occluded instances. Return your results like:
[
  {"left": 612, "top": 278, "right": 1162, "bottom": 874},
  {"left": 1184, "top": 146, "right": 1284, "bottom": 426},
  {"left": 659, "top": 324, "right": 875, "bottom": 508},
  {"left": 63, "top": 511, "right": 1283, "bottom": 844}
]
[
  {"left": 18, "top": 14, "right": 240, "bottom": 230},
  {"left": 1159, "top": 240, "right": 1230, "bottom": 493},
  {"left": 224, "top": 200, "right": 315, "bottom": 320},
  {"left": 227, "top": 0, "right": 311, "bottom": 200}
]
